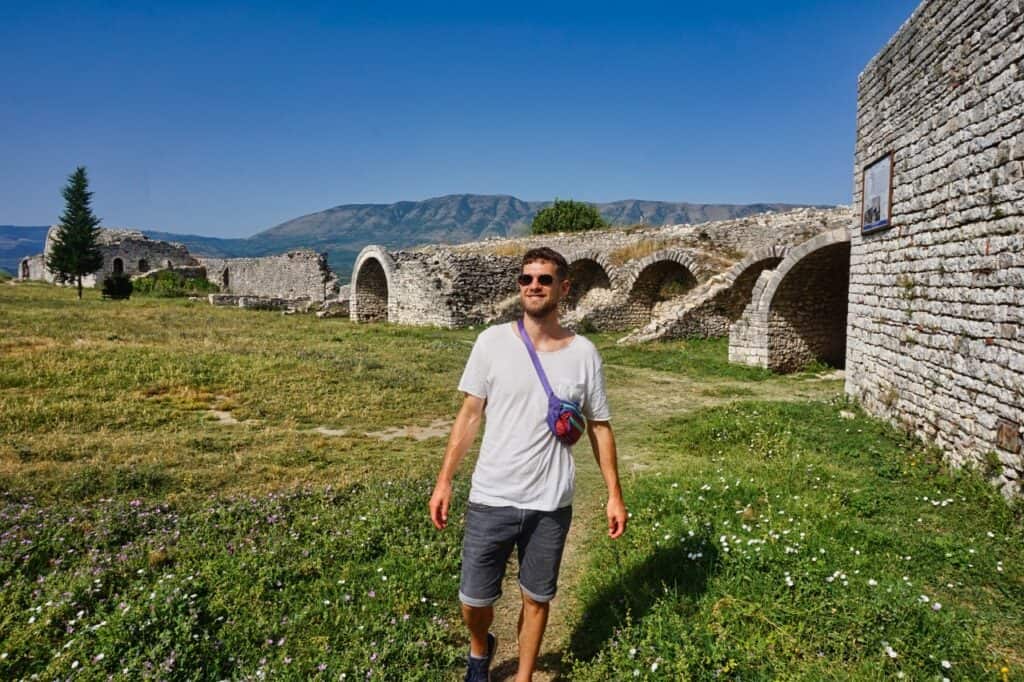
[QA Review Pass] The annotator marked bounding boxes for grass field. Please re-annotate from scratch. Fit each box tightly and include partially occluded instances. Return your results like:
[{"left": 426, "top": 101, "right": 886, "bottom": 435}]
[{"left": 1, "top": 282, "right": 1021, "bottom": 680}]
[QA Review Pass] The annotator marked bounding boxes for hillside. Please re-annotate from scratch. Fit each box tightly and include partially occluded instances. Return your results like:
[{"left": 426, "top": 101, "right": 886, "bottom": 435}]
[
  {"left": 6, "top": 195, "right": 828, "bottom": 282},
  {"left": 206, "top": 195, "right": 826, "bottom": 280}
]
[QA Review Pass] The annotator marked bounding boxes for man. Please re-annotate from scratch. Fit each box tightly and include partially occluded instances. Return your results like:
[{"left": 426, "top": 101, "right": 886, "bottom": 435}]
[{"left": 429, "top": 247, "right": 627, "bottom": 682}]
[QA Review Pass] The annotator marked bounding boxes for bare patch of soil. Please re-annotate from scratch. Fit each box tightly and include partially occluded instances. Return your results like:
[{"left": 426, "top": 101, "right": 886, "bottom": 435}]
[
  {"left": 311, "top": 426, "right": 348, "bottom": 437},
  {"left": 364, "top": 418, "right": 452, "bottom": 441}
]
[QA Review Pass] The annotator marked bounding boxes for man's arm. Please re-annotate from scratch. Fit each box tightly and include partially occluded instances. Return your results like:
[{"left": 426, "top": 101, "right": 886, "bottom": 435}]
[
  {"left": 586, "top": 420, "right": 627, "bottom": 539},
  {"left": 429, "top": 394, "right": 485, "bottom": 530}
]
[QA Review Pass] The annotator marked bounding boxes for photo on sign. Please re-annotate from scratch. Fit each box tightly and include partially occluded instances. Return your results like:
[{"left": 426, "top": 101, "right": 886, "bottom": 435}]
[{"left": 861, "top": 153, "right": 893, "bottom": 233}]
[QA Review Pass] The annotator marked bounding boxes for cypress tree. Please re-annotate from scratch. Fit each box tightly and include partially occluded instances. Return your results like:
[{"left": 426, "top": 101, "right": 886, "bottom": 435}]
[{"left": 47, "top": 166, "right": 104, "bottom": 299}]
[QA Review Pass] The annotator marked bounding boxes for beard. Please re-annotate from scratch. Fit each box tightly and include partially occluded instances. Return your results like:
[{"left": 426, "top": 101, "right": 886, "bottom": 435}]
[{"left": 523, "top": 295, "right": 560, "bottom": 320}]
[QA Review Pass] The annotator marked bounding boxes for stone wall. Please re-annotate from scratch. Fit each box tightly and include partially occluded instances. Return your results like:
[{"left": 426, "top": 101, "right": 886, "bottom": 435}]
[
  {"left": 349, "top": 207, "right": 852, "bottom": 331},
  {"left": 625, "top": 246, "right": 790, "bottom": 343},
  {"left": 729, "top": 229, "right": 852, "bottom": 371},
  {"left": 199, "top": 251, "right": 337, "bottom": 302},
  {"left": 844, "top": 0, "right": 1024, "bottom": 497},
  {"left": 18, "top": 255, "right": 46, "bottom": 281},
  {"left": 20, "top": 226, "right": 197, "bottom": 285}
]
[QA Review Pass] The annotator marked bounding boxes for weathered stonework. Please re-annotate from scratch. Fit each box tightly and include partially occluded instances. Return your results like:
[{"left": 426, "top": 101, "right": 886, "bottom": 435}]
[
  {"left": 197, "top": 251, "right": 338, "bottom": 302},
  {"left": 729, "top": 229, "right": 852, "bottom": 372},
  {"left": 625, "top": 245, "right": 790, "bottom": 343},
  {"left": 20, "top": 226, "right": 197, "bottom": 286},
  {"left": 844, "top": 0, "right": 1024, "bottom": 497},
  {"left": 348, "top": 207, "right": 851, "bottom": 330}
]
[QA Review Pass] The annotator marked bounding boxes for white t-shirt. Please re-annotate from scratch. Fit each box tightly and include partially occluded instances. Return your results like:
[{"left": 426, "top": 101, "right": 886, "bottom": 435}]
[{"left": 458, "top": 322, "right": 612, "bottom": 511}]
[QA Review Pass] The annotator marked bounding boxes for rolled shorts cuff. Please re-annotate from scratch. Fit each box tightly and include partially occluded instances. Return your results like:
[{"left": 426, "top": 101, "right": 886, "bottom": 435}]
[
  {"left": 459, "top": 590, "right": 500, "bottom": 608},
  {"left": 519, "top": 582, "right": 555, "bottom": 604}
]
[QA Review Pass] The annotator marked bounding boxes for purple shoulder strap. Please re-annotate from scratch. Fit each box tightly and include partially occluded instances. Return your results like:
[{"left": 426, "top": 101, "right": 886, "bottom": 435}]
[{"left": 516, "top": 318, "right": 556, "bottom": 399}]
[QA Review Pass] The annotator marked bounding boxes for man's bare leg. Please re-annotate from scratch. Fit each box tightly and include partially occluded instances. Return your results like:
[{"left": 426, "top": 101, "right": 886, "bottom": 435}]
[
  {"left": 461, "top": 603, "right": 494, "bottom": 657},
  {"left": 515, "top": 592, "right": 550, "bottom": 681}
]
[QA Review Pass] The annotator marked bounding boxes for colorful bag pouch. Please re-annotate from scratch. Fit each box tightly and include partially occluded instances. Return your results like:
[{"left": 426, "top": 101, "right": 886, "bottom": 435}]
[{"left": 517, "top": 318, "right": 587, "bottom": 446}]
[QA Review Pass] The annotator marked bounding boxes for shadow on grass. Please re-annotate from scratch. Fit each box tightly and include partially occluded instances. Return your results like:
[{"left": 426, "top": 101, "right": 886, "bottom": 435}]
[
  {"left": 567, "top": 534, "right": 720, "bottom": 663},
  {"left": 490, "top": 651, "right": 563, "bottom": 681}
]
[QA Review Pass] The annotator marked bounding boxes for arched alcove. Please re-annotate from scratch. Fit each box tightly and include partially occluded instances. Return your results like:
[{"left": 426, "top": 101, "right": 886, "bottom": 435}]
[
  {"left": 619, "top": 252, "right": 700, "bottom": 328},
  {"left": 354, "top": 258, "right": 389, "bottom": 322},
  {"left": 138, "top": 259, "right": 149, "bottom": 273},
  {"left": 764, "top": 241, "right": 851, "bottom": 371},
  {"left": 564, "top": 257, "right": 612, "bottom": 310},
  {"left": 20, "top": 259, "right": 30, "bottom": 279},
  {"left": 112, "top": 258, "right": 124, "bottom": 275},
  {"left": 729, "top": 229, "right": 851, "bottom": 372}
]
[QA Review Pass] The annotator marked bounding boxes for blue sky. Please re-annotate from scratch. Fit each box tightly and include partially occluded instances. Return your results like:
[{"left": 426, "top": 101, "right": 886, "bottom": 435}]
[{"left": 1, "top": 0, "right": 920, "bottom": 237}]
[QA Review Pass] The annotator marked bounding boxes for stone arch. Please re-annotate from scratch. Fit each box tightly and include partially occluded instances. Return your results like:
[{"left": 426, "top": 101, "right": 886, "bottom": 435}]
[
  {"left": 138, "top": 258, "right": 149, "bottom": 273},
  {"left": 112, "top": 258, "right": 124, "bottom": 275},
  {"left": 20, "top": 258, "right": 30, "bottom": 280},
  {"left": 715, "top": 246, "right": 790, "bottom": 322},
  {"left": 621, "top": 249, "right": 704, "bottom": 297},
  {"left": 729, "top": 229, "right": 851, "bottom": 372},
  {"left": 614, "top": 249, "right": 702, "bottom": 328},
  {"left": 350, "top": 245, "right": 396, "bottom": 323},
  {"left": 562, "top": 250, "right": 615, "bottom": 310}
]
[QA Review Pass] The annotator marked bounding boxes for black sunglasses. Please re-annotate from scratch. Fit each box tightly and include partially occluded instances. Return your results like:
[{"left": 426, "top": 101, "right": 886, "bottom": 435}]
[{"left": 517, "top": 273, "right": 555, "bottom": 286}]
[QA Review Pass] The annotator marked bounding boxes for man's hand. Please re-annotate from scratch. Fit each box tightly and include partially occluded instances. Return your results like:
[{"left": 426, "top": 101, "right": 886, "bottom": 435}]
[
  {"left": 607, "top": 495, "right": 627, "bottom": 539},
  {"left": 429, "top": 480, "right": 452, "bottom": 530}
]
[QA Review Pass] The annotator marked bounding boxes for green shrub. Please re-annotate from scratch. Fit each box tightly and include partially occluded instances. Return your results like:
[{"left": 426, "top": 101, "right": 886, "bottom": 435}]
[
  {"left": 0, "top": 269, "right": 12, "bottom": 282},
  {"left": 531, "top": 198, "right": 608, "bottom": 234},
  {"left": 100, "top": 274, "right": 133, "bottom": 300},
  {"left": 133, "top": 271, "right": 219, "bottom": 297}
]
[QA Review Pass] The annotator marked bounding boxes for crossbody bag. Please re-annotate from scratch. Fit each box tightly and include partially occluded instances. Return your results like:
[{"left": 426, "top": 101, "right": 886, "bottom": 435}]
[{"left": 516, "top": 318, "right": 587, "bottom": 446}]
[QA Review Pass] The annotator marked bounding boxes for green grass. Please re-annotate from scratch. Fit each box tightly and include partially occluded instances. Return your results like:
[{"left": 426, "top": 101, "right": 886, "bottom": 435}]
[
  {"left": 0, "top": 479, "right": 469, "bottom": 680},
  {"left": 1, "top": 282, "right": 1021, "bottom": 680},
  {"left": 0, "top": 269, "right": 12, "bottom": 282},
  {"left": 594, "top": 336, "right": 775, "bottom": 382},
  {"left": 567, "top": 401, "right": 1023, "bottom": 680},
  {"left": 0, "top": 283, "right": 477, "bottom": 503}
]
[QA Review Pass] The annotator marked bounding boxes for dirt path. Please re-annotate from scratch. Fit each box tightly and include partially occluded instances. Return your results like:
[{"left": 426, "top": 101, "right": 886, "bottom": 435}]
[{"left": 476, "top": 366, "right": 843, "bottom": 680}]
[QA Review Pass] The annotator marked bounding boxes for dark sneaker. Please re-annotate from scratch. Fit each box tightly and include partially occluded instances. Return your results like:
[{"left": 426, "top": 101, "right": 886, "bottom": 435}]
[{"left": 463, "top": 632, "right": 496, "bottom": 682}]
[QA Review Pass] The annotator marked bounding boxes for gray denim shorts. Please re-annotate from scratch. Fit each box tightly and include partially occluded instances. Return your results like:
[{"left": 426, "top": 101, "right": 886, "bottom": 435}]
[{"left": 459, "top": 501, "right": 572, "bottom": 607}]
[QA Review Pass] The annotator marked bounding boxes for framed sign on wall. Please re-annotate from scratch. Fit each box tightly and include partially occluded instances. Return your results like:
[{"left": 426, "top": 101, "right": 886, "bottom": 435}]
[{"left": 861, "top": 152, "right": 894, "bottom": 234}]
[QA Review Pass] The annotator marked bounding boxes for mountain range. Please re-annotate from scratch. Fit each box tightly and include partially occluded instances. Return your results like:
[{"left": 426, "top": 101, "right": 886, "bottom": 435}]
[{"left": 2, "top": 195, "right": 827, "bottom": 281}]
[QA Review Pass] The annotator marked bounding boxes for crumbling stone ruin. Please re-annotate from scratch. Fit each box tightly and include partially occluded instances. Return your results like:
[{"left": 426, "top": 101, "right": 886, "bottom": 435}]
[
  {"left": 841, "top": 0, "right": 1023, "bottom": 497},
  {"left": 347, "top": 207, "right": 851, "bottom": 330},
  {"left": 200, "top": 251, "right": 338, "bottom": 305},
  {"left": 19, "top": 227, "right": 338, "bottom": 307},
  {"left": 19, "top": 226, "right": 197, "bottom": 286},
  {"left": 728, "top": 228, "right": 851, "bottom": 371}
]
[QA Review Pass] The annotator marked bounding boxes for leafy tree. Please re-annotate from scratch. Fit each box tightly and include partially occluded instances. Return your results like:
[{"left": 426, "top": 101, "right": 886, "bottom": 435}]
[
  {"left": 531, "top": 198, "right": 608, "bottom": 235},
  {"left": 47, "top": 166, "right": 104, "bottom": 299}
]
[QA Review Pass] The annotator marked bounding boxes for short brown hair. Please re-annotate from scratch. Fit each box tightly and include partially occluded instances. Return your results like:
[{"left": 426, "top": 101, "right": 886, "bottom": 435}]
[{"left": 521, "top": 247, "right": 568, "bottom": 280}]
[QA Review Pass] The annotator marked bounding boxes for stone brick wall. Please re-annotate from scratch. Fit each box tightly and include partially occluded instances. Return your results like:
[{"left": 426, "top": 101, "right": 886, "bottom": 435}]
[
  {"left": 626, "top": 248, "right": 789, "bottom": 343},
  {"left": 18, "top": 255, "right": 46, "bottom": 281},
  {"left": 767, "top": 241, "right": 850, "bottom": 371},
  {"left": 845, "top": 0, "right": 1024, "bottom": 497},
  {"left": 728, "top": 229, "right": 851, "bottom": 371},
  {"left": 21, "top": 226, "right": 197, "bottom": 286},
  {"left": 349, "top": 207, "right": 852, "bottom": 332},
  {"left": 199, "top": 251, "right": 336, "bottom": 302}
]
